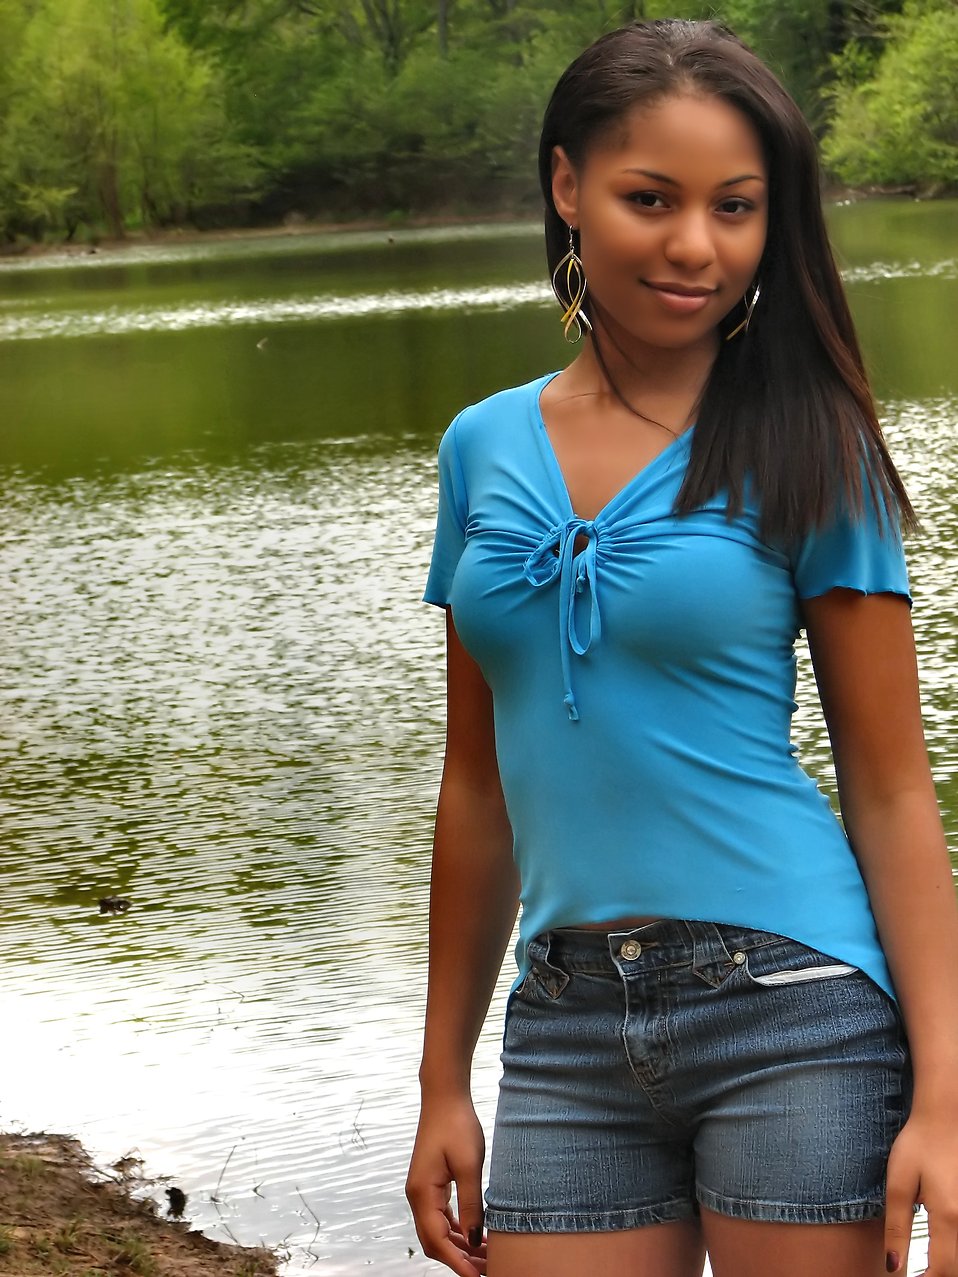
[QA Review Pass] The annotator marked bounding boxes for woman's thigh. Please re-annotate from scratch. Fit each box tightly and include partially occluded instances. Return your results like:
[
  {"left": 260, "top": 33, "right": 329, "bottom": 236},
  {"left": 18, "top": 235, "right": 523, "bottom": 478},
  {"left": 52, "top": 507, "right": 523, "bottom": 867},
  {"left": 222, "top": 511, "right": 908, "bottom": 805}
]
[
  {"left": 487, "top": 1214, "right": 886, "bottom": 1277},
  {"left": 702, "top": 1209, "right": 886, "bottom": 1277},
  {"left": 487, "top": 1218, "right": 705, "bottom": 1277}
]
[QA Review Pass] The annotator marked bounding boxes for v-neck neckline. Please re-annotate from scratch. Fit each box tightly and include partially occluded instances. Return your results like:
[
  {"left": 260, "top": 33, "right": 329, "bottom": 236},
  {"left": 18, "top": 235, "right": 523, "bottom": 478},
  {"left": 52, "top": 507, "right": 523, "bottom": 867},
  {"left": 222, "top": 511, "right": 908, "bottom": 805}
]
[{"left": 532, "top": 371, "right": 695, "bottom": 524}]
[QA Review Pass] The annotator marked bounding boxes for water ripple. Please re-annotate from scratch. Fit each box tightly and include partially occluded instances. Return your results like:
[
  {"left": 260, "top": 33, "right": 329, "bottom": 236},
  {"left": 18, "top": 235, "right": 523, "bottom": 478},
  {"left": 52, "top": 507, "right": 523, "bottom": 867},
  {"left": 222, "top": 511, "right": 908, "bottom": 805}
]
[
  {"left": 0, "top": 282, "right": 555, "bottom": 341},
  {"left": 0, "top": 441, "right": 450, "bottom": 1272},
  {"left": 843, "top": 257, "right": 958, "bottom": 283},
  {"left": 0, "top": 257, "right": 954, "bottom": 343}
]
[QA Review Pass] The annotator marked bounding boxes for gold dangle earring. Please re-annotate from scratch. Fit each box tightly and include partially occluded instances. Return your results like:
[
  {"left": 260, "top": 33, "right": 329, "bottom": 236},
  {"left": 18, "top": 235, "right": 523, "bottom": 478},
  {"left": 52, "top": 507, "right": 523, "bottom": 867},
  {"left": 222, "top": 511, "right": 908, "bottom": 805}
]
[
  {"left": 725, "top": 279, "right": 762, "bottom": 342},
  {"left": 552, "top": 225, "right": 591, "bottom": 343}
]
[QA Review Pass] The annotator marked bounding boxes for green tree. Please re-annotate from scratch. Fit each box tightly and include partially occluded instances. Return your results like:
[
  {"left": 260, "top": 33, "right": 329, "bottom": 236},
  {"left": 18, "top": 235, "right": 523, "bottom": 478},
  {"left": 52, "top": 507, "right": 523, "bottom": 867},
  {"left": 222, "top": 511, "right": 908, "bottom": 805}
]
[
  {"left": 3, "top": 0, "right": 953, "bottom": 238},
  {"left": 824, "top": 0, "right": 958, "bottom": 187},
  {"left": 0, "top": 0, "right": 259, "bottom": 239}
]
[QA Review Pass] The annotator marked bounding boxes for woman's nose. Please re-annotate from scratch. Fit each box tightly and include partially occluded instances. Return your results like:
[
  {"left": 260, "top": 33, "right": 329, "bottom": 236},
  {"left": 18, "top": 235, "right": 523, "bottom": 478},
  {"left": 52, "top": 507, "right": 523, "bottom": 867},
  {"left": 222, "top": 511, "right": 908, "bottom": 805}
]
[{"left": 663, "top": 210, "right": 715, "bottom": 271}]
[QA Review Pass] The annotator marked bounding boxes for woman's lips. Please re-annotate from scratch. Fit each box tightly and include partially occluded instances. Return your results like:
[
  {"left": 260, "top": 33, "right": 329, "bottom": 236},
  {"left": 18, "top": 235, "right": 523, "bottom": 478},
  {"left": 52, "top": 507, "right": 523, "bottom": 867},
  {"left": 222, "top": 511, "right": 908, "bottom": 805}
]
[{"left": 643, "top": 281, "right": 716, "bottom": 314}]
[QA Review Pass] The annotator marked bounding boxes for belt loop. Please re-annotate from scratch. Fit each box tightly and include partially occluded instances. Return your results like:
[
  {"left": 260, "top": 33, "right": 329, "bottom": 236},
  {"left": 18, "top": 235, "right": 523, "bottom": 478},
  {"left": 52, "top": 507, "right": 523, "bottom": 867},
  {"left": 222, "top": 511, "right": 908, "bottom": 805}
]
[{"left": 690, "top": 922, "right": 735, "bottom": 989}]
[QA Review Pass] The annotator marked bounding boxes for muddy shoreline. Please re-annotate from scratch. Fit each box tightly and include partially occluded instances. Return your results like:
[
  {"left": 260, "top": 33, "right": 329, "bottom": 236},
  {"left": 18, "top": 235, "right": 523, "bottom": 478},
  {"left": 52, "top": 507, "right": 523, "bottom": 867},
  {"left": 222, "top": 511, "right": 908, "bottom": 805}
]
[
  {"left": 0, "top": 211, "right": 536, "bottom": 263},
  {"left": 0, "top": 1132, "right": 278, "bottom": 1276}
]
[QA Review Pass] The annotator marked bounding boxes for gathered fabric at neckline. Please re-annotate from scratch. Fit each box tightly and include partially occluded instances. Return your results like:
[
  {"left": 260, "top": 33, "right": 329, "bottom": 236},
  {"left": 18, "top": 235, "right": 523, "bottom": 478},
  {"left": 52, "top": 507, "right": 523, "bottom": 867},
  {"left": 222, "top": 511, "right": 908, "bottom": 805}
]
[
  {"left": 532, "top": 370, "right": 696, "bottom": 527},
  {"left": 528, "top": 373, "right": 695, "bottom": 717},
  {"left": 522, "top": 515, "right": 602, "bottom": 721}
]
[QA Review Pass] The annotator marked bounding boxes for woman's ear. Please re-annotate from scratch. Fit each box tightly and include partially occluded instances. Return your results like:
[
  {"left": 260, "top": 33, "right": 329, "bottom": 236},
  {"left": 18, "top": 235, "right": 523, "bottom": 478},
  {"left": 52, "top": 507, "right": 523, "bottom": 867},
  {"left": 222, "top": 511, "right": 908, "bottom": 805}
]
[{"left": 551, "top": 146, "right": 580, "bottom": 227}]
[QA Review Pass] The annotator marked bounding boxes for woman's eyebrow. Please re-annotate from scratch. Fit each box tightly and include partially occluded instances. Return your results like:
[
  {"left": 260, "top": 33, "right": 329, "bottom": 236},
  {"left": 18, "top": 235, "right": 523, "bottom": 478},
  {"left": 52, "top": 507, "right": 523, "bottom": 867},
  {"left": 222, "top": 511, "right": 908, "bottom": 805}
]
[{"left": 621, "top": 167, "right": 765, "bottom": 186}]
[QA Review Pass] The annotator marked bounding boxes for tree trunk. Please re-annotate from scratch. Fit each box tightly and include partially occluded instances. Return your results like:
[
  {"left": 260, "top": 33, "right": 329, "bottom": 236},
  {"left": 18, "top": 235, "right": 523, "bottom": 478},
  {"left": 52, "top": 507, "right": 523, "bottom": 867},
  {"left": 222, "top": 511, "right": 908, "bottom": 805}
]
[
  {"left": 359, "top": 0, "right": 404, "bottom": 75},
  {"left": 98, "top": 158, "right": 125, "bottom": 239}
]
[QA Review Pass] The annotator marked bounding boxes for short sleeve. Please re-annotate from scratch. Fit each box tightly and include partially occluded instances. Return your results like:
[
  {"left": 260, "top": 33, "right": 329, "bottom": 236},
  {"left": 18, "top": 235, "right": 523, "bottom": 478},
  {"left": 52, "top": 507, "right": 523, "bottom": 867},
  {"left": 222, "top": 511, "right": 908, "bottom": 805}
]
[
  {"left": 423, "top": 413, "right": 468, "bottom": 607},
  {"left": 792, "top": 480, "right": 911, "bottom": 604}
]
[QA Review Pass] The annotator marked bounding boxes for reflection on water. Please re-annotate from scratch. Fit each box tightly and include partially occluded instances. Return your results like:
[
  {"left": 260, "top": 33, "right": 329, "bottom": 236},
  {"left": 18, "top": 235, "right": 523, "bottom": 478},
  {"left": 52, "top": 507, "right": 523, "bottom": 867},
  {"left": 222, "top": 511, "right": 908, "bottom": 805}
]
[
  {"left": 843, "top": 258, "right": 958, "bottom": 283},
  {"left": 0, "top": 440, "right": 460, "bottom": 1273},
  {"left": 0, "top": 257, "right": 954, "bottom": 345},
  {"left": 0, "top": 282, "right": 555, "bottom": 342},
  {"left": 0, "top": 210, "right": 955, "bottom": 1274}
]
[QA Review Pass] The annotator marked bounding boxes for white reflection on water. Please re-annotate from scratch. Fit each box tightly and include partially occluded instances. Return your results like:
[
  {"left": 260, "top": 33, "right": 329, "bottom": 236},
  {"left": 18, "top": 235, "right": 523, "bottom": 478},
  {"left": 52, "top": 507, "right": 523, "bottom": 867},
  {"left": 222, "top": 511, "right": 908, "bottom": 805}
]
[
  {"left": 0, "top": 256, "right": 954, "bottom": 344},
  {"left": 0, "top": 399, "right": 955, "bottom": 1275},
  {"left": 0, "top": 283, "right": 555, "bottom": 342},
  {"left": 842, "top": 258, "right": 958, "bottom": 284}
]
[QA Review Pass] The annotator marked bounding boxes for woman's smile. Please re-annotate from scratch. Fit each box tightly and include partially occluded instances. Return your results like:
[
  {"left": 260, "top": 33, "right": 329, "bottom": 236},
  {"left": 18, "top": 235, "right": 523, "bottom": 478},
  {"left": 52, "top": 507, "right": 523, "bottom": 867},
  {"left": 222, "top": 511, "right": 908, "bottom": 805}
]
[{"left": 641, "top": 280, "right": 717, "bottom": 313}]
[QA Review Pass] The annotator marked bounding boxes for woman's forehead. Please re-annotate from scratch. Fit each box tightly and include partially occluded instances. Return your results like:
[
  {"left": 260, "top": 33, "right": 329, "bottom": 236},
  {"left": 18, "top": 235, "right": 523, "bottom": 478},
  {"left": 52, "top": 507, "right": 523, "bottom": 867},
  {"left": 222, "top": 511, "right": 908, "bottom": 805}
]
[{"left": 582, "top": 94, "right": 768, "bottom": 184}]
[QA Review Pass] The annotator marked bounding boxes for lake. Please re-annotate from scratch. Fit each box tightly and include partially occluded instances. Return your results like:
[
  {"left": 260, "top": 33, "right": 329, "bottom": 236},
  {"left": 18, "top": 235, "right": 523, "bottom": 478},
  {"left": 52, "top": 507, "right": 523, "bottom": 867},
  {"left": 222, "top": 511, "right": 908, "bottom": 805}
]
[{"left": 0, "top": 199, "right": 956, "bottom": 1274}]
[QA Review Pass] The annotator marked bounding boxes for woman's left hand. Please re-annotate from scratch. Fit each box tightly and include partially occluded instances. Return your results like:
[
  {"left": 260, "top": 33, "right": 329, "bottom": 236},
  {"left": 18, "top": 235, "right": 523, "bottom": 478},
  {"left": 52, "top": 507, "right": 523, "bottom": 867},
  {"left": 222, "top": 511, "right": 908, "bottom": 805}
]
[{"left": 885, "top": 1109, "right": 958, "bottom": 1276}]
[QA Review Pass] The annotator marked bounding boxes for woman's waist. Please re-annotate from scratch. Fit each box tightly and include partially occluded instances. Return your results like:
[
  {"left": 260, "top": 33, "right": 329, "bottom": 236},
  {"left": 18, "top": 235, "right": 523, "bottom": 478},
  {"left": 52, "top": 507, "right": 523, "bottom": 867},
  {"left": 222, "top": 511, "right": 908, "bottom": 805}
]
[{"left": 568, "top": 914, "right": 663, "bottom": 931}]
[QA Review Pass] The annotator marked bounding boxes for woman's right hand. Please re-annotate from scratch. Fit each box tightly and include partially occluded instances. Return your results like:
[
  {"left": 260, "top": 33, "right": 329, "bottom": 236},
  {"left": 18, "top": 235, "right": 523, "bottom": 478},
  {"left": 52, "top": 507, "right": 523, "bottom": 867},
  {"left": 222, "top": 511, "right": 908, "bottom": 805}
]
[{"left": 406, "top": 1093, "right": 487, "bottom": 1275}]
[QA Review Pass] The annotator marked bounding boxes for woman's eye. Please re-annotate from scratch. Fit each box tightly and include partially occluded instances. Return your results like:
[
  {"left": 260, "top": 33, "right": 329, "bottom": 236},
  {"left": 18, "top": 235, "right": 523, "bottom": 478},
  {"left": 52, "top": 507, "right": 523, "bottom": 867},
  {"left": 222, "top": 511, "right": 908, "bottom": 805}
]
[
  {"left": 628, "top": 191, "right": 667, "bottom": 209},
  {"left": 717, "top": 198, "right": 752, "bottom": 215}
]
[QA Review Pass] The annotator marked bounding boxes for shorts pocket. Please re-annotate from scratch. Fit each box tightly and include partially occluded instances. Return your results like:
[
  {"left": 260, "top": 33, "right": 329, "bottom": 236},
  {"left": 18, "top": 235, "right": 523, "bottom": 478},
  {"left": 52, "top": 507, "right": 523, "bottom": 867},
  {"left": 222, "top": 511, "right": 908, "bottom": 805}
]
[
  {"left": 742, "top": 936, "right": 859, "bottom": 988},
  {"left": 514, "top": 934, "right": 571, "bottom": 1002}
]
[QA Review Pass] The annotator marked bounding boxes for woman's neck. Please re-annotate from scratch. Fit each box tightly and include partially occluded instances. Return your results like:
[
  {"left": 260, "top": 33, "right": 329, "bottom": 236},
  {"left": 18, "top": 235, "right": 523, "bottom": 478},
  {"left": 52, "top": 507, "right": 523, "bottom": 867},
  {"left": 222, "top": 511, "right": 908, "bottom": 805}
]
[
  {"left": 590, "top": 313, "right": 717, "bottom": 393},
  {"left": 563, "top": 327, "right": 717, "bottom": 433}
]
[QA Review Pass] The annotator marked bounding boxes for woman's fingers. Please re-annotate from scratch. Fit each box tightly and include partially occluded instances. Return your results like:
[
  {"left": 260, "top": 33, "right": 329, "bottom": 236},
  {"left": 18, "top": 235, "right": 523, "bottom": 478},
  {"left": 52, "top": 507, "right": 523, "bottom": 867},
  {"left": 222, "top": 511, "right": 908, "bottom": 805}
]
[
  {"left": 884, "top": 1137, "right": 917, "bottom": 1274},
  {"left": 451, "top": 1153, "right": 485, "bottom": 1256},
  {"left": 884, "top": 1115, "right": 958, "bottom": 1277},
  {"left": 924, "top": 1194, "right": 958, "bottom": 1277},
  {"left": 408, "top": 1179, "right": 483, "bottom": 1275},
  {"left": 446, "top": 1212, "right": 489, "bottom": 1274}
]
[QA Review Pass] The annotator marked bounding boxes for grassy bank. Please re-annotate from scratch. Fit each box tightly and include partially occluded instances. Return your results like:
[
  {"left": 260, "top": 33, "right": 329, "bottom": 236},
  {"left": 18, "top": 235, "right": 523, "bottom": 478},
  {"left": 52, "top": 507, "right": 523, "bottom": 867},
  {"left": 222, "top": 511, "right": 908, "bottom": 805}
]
[{"left": 0, "top": 1133, "right": 277, "bottom": 1277}]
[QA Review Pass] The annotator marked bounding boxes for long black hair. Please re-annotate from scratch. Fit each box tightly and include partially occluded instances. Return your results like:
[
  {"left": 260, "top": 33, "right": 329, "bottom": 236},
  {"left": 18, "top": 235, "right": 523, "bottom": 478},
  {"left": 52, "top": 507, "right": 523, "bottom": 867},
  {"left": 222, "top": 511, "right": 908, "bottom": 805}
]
[{"left": 538, "top": 19, "right": 915, "bottom": 543}]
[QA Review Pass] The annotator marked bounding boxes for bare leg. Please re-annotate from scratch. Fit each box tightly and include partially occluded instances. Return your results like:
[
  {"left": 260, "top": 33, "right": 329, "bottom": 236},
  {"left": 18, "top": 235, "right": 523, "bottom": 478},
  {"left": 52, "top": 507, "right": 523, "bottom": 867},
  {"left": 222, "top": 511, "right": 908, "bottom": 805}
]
[
  {"left": 487, "top": 1218, "right": 705, "bottom": 1277},
  {"left": 702, "top": 1206, "right": 886, "bottom": 1277}
]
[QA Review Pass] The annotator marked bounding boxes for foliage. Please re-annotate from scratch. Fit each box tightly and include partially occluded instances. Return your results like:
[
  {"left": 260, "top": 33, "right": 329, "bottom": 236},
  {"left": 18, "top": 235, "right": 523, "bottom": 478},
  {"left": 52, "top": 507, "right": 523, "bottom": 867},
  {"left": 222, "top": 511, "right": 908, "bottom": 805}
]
[
  {"left": 0, "top": 0, "right": 259, "bottom": 240},
  {"left": 0, "top": 0, "right": 954, "bottom": 240},
  {"left": 824, "top": 0, "right": 958, "bottom": 188}
]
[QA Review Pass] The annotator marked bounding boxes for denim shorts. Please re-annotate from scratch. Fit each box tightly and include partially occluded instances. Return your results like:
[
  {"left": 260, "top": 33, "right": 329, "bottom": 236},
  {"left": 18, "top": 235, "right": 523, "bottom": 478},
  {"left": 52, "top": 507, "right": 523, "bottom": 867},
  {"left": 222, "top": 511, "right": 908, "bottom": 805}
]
[{"left": 485, "top": 919, "right": 910, "bottom": 1232}]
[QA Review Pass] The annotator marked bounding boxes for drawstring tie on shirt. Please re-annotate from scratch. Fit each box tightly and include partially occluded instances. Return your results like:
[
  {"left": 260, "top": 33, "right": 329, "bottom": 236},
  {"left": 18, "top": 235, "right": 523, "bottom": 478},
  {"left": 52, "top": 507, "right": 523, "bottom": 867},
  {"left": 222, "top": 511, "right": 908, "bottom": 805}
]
[{"left": 523, "top": 518, "right": 601, "bottom": 721}]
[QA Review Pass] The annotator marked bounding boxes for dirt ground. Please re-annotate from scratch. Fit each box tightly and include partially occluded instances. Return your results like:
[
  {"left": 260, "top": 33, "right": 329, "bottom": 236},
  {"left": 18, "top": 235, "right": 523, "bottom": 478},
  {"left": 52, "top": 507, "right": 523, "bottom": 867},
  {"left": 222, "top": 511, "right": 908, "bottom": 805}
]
[{"left": 0, "top": 1133, "right": 278, "bottom": 1277}]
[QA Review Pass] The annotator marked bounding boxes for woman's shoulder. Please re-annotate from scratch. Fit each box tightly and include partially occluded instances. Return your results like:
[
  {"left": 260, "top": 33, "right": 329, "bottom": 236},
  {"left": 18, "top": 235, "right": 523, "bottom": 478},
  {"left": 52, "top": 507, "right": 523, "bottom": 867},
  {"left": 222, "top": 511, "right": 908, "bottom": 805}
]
[{"left": 446, "top": 371, "right": 559, "bottom": 441}]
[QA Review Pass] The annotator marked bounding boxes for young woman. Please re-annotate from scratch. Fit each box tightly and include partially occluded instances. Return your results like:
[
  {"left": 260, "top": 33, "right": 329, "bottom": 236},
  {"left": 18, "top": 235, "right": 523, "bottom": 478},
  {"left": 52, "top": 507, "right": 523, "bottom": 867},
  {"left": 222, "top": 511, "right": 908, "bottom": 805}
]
[{"left": 405, "top": 19, "right": 958, "bottom": 1277}]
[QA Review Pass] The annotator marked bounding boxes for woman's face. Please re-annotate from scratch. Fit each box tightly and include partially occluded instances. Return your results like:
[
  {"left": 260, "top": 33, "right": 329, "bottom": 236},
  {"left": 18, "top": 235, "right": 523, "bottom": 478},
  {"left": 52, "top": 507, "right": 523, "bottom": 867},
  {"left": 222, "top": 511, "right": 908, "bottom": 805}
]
[{"left": 552, "top": 93, "right": 768, "bottom": 355}]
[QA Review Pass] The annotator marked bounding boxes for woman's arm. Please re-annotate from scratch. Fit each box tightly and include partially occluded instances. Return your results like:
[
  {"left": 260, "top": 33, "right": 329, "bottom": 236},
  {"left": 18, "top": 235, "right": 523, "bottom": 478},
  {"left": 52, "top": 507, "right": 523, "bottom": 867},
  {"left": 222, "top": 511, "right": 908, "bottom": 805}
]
[
  {"left": 804, "top": 589, "right": 958, "bottom": 1277},
  {"left": 405, "top": 609, "right": 520, "bottom": 1277}
]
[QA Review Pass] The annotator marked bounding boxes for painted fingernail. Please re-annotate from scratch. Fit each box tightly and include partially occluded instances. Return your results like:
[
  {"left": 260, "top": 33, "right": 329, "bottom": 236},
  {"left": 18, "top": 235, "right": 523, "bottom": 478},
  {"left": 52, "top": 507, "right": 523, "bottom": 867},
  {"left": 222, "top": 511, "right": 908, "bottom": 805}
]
[
  {"left": 885, "top": 1252, "right": 900, "bottom": 1273},
  {"left": 468, "top": 1226, "right": 482, "bottom": 1250}
]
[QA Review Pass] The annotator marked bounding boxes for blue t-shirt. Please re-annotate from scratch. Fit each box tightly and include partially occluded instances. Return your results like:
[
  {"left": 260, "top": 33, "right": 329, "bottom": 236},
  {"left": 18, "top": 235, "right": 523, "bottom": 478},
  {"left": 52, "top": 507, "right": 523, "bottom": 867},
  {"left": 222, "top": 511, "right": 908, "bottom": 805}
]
[{"left": 424, "top": 372, "right": 910, "bottom": 998}]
